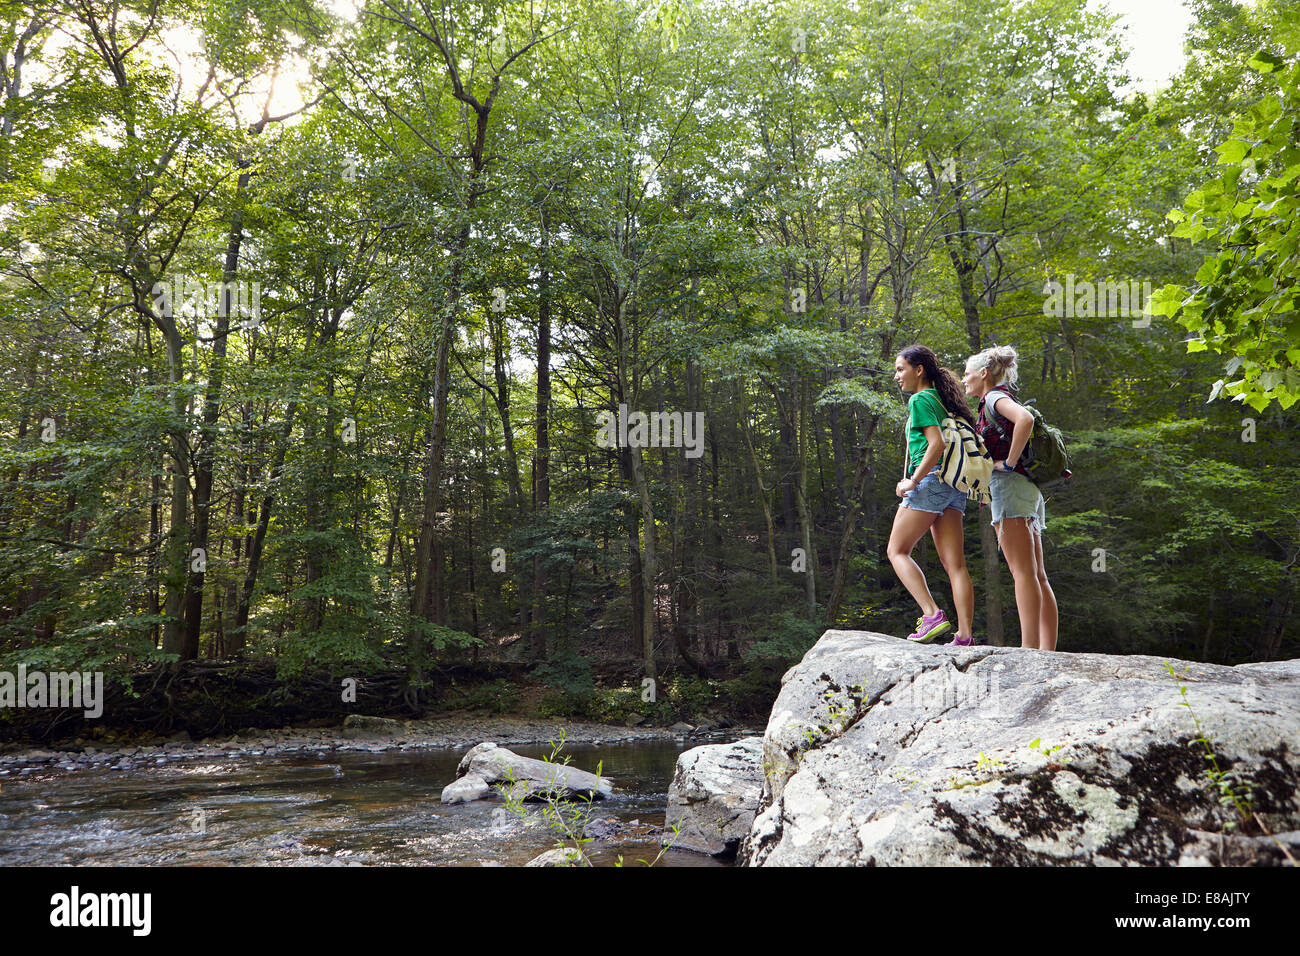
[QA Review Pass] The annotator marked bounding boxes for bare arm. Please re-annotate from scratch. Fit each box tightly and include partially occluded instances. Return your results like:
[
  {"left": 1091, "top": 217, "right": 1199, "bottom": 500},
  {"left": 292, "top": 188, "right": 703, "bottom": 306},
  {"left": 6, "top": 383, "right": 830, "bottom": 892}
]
[{"left": 897, "top": 425, "right": 944, "bottom": 496}]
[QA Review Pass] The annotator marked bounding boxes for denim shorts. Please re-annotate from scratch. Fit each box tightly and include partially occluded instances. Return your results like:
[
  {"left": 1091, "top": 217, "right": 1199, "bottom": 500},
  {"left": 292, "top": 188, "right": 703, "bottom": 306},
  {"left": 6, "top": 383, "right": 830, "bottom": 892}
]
[
  {"left": 990, "top": 469, "right": 1046, "bottom": 534},
  {"left": 901, "top": 467, "right": 967, "bottom": 515}
]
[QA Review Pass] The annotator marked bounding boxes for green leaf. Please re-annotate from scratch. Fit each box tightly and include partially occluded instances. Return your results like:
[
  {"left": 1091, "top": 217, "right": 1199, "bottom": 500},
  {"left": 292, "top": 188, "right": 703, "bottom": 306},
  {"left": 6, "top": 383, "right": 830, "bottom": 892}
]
[
  {"left": 1147, "top": 285, "right": 1187, "bottom": 318},
  {"left": 1247, "top": 50, "right": 1286, "bottom": 73},
  {"left": 1217, "top": 139, "right": 1249, "bottom": 165}
]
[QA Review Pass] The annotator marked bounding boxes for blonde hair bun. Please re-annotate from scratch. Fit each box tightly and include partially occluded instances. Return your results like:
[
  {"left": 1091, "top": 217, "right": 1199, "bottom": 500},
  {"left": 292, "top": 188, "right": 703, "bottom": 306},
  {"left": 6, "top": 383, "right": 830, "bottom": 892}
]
[{"left": 967, "top": 344, "right": 1019, "bottom": 387}]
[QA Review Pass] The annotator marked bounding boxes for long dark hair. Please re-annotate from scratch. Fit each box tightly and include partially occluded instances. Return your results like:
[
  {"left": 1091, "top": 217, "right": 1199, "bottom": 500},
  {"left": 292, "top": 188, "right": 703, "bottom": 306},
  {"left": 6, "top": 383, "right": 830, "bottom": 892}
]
[{"left": 898, "top": 344, "right": 975, "bottom": 426}]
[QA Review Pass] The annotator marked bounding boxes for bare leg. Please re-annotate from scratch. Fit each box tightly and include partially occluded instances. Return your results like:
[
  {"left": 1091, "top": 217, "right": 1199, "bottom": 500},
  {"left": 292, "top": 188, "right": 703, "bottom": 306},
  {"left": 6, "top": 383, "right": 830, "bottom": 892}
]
[
  {"left": 1032, "top": 530, "right": 1058, "bottom": 651},
  {"left": 930, "top": 508, "right": 973, "bottom": 638},
  {"left": 995, "top": 517, "right": 1042, "bottom": 648},
  {"left": 888, "top": 505, "right": 941, "bottom": 617}
]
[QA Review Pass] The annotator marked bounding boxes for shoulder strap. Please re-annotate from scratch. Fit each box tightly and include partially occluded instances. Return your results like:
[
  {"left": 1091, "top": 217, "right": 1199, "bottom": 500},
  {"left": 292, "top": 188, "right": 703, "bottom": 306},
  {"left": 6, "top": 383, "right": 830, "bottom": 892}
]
[
  {"left": 984, "top": 389, "right": 1012, "bottom": 439},
  {"left": 902, "top": 413, "right": 909, "bottom": 479}
]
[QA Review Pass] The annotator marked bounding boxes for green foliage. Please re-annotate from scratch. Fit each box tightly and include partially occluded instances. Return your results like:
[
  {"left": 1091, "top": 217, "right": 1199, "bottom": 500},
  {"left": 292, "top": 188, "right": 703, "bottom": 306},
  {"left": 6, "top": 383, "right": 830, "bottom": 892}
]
[
  {"left": 745, "top": 610, "right": 826, "bottom": 667},
  {"left": 495, "top": 732, "right": 602, "bottom": 866},
  {"left": 461, "top": 678, "right": 516, "bottom": 715},
  {"left": 1151, "top": 35, "right": 1300, "bottom": 412},
  {"left": 0, "top": 0, "right": 1297, "bottom": 722},
  {"left": 533, "top": 648, "right": 596, "bottom": 699}
]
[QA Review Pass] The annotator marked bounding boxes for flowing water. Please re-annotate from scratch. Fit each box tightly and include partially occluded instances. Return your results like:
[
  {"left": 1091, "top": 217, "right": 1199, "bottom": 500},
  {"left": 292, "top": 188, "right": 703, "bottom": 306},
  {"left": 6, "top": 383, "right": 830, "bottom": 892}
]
[{"left": 0, "top": 739, "right": 731, "bottom": 867}]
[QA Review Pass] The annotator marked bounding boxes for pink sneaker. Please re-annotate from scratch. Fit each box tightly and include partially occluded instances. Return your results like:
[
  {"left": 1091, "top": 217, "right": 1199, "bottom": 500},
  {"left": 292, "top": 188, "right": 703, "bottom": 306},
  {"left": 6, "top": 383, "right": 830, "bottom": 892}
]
[
  {"left": 946, "top": 633, "right": 974, "bottom": 646},
  {"left": 907, "top": 609, "right": 952, "bottom": 643}
]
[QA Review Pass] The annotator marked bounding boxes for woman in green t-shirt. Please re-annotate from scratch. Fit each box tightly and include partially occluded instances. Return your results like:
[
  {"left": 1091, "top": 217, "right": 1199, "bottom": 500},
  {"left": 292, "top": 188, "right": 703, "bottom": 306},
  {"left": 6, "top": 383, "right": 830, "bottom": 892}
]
[{"left": 888, "top": 345, "right": 977, "bottom": 645}]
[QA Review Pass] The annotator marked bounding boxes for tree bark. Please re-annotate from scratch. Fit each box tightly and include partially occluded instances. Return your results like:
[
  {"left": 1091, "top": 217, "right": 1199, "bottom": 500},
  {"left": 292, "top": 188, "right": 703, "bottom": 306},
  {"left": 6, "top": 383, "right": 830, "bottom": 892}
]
[
  {"left": 530, "top": 211, "right": 553, "bottom": 661},
  {"left": 183, "top": 164, "right": 252, "bottom": 658}
]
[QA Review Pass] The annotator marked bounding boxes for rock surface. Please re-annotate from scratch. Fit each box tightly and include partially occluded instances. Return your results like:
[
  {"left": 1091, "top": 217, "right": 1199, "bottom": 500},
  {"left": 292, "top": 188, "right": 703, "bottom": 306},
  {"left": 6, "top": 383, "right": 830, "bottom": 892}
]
[
  {"left": 664, "top": 738, "right": 764, "bottom": 857},
  {"left": 525, "top": 847, "right": 589, "bottom": 867},
  {"left": 739, "top": 630, "right": 1300, "bottom": 866},
  {"left": 342, "top": 714, "right": 410, "bottom": 738},
  {"left": 444, "top": 742, "right": 614, "bottom": 803},
  {"left": 440, "top": 773, "right": 492, "bottom": 804}
]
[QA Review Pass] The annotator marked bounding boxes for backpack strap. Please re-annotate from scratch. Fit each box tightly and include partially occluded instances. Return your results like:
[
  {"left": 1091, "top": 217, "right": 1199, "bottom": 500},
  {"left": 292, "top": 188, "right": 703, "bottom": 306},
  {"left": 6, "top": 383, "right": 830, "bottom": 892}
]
[
  {"left": 902, "top": 413, "right": 910, "bottom": 479},
  {"left": 983, "top": 388, "right": 1013, "bottom": 441}
]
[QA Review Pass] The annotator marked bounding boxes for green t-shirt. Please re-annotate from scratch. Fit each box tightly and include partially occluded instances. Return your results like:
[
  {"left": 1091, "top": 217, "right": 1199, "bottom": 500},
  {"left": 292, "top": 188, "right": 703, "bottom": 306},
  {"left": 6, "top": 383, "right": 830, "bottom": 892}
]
[{"left": 907, "top": 387, "right": 947, "bottom": 473}]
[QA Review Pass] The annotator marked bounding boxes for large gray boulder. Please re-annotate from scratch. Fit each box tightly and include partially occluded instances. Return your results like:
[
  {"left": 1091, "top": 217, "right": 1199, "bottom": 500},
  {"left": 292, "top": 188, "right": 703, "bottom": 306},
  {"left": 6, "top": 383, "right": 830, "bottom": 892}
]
[
  {"left": 664, "top": 738, "right": 764, "bottom": 857},
  {"left": 740, "top": 630, "right": 1300, "bottom": 866},
  {"left": 442, "top": 742, "right": 614, "bottom": 803}
]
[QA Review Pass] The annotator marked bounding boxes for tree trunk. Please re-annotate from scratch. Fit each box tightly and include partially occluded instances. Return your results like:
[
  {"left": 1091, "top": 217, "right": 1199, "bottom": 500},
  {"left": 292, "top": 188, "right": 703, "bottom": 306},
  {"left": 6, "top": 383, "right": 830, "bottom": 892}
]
[
  {"left": 530, "top": 212, "right": 552, "bottom": 661},
  {"left": 184, "top": 166, "right": 252, "bottom": 657},
  {"left": 739, "top": 382, "right": 779, "bottom": 583},
  {"left": 411, "top": 222, "right": 471, "bottom": 656},
  {"left": 235, "top": 401, "right": 298, "bottom": 639},
  {"left": 823, "top": 417, "right": 881, "bottom": 623},
  {"left": 795, "top": 377, "right": 817, "bottom": 618},
  {"left": 159, "top": 318, "right": 190, "bottom": 659}
]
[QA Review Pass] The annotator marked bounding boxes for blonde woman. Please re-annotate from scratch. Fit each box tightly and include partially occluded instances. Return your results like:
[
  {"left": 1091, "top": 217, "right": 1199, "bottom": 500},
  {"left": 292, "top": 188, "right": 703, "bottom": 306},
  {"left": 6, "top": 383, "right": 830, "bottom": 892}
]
[{"left": 962, "top": 346, "right": 1058, "bottom": 651}]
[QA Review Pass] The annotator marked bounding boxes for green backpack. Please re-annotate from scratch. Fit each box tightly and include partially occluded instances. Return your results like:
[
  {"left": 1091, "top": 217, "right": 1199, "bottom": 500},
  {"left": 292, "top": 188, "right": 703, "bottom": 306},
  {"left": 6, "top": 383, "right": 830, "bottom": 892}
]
[{"left": 985, "top": 391, "right": 1071, "bottom": 487}]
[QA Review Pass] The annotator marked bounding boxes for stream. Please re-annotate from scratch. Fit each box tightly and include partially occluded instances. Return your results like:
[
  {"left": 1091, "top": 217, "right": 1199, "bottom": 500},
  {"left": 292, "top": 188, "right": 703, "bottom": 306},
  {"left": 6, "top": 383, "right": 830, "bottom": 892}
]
[{"left": 0, "top": 739, "right": 730, "bottom": 867}]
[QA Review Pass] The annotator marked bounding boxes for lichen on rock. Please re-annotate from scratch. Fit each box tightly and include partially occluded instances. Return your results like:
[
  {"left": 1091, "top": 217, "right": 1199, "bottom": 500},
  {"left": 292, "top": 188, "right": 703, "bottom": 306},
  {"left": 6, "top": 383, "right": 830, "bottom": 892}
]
[{"left": 738, "top": 630, "right": 1300, "bottom": 866}]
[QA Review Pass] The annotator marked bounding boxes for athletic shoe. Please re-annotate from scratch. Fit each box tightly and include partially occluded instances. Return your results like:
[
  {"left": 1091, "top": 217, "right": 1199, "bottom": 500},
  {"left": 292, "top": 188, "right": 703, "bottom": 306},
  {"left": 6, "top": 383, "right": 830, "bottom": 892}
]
[
  {"left": 907, "top": 609, "right": 952, "bottom": 643},
  {"left": 946, "top": 633, "right": 974, "bottom": 646}
]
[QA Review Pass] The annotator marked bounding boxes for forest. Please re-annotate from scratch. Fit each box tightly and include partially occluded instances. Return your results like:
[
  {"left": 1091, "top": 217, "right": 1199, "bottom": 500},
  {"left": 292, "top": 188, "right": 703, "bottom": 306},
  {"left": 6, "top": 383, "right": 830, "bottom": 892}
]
[{"left": 2, "top": 0, "right": 1298, "bottom": 730}]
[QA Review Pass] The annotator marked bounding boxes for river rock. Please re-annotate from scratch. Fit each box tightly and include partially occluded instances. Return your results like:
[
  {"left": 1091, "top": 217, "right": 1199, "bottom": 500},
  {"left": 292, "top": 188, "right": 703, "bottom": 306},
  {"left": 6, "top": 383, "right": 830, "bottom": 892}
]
[
  {"left": 525, "top": 847, "right": 589, "bottom": 867},
  {"left": 441, "top": 773, "right": 492, "bottom": 804},
  {"left": 447, "top": 742, "right": 613, "bottom": 802},
  {"left": 342, "top": 715, "right": 408, "bottom": 738},
  {"left": 583, "top": 816, "right": 619, "bottom": 840},
  {"left": 664, "top": 737, "right": 764, "bottom": 857},
  {"left": 740, "top": 630, "right": 1300, "bottom": 866}
]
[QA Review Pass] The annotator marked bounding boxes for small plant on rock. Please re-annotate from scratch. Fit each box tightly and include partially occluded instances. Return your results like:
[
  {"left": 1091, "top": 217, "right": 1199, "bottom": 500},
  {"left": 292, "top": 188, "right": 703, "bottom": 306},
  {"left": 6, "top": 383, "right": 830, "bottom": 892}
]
[
  {"left": 1164, "top": 663, "right": 1257, "bottom": 833},
  {"left": 496, "top": 731, "right": 601, "bottom": 865}
]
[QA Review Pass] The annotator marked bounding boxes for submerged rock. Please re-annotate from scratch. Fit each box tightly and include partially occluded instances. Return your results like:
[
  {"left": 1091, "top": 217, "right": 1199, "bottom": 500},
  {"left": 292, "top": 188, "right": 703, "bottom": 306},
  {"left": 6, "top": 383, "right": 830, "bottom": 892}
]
[
  {"left": 583, "top": 816, "right": 619, "bottom": 840},
  {"left": 441, "top": 742, "right": 614, "bottom": 804},
  {"left": 664, "top": 738, "right": 764, "bottom": 857},
  {"left": 740, "top": 630, "right": 1300, "bottom": 867}
]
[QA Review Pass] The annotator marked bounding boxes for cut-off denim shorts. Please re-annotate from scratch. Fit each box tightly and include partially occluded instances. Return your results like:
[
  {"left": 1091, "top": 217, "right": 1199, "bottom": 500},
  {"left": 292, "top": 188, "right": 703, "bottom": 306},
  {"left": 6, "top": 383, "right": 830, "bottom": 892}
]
[
  {"left": 900, "top": 466, "right": 967, "bottom": 516},
  {"left": 990, "top": 469, "right": 1046, "bottom": 537}
]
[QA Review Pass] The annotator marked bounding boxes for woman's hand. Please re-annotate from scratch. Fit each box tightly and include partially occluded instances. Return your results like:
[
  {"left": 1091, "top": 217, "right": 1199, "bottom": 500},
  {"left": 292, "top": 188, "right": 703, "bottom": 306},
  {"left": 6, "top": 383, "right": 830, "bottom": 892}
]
[
  {"left": 993, "top": 459, "right": 1017, "bottom": 473},
  {"left": 896, "top": 478, "right": 917, "bottom": 498}
]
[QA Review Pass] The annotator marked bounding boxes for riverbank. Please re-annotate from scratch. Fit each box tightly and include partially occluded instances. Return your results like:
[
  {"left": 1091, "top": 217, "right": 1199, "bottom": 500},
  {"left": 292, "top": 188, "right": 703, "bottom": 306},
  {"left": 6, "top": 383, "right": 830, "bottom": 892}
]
[{"left": 0, "top": 715, "right": 758, "bottom": 782}]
